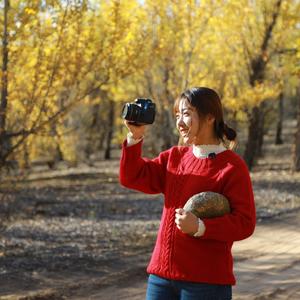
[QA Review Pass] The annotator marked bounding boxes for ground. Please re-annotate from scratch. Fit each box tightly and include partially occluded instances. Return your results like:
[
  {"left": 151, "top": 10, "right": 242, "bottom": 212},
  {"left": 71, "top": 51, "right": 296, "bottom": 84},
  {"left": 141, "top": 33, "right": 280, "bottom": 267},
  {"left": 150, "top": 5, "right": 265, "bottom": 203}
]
[
  {"left": 0, "top": 120, "right": 299, "bottom": 299},
  {"left": 92, "top": 211, "right": 300, "bottom": 300}
]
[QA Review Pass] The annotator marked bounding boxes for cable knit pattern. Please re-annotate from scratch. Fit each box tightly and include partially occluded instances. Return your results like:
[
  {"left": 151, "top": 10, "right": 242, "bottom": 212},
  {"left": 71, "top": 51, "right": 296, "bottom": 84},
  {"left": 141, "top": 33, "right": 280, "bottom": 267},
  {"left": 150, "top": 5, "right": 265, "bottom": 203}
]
[{"left": 119, "top": 140, "right": 256, "bottom": 285}]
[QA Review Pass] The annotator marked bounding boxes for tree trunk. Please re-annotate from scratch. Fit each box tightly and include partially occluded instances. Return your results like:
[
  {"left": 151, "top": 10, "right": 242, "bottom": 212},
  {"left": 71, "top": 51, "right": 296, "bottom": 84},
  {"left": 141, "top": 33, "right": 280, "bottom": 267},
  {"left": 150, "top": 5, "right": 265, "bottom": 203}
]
[
  {"left": 292, "top": 87, "right": 300, "bottom": 171},
  {"left": 257, "top": 101, "right": 266, "bottom": 157},
  {"left": 244, "top": 106, "right": 260, "bottom": 168},
  {"left": 160, "top": 108, "right": 177, "bottom": 150},
  {"left": 55, "top": 143, "right": 64, "bottom": 162},
  {"left": 243, "top": 66, "right": 266, "bottom": 168},
  {"left": 230, "top": 110, "right": 238, "bottom": 132},
  {"left": 23, "top": 142, "right": 30, "bottom": 169},
  {"left": 243, "top": 0, "right": 282, "bottom": 170},
  {"left": 84, "top": 103, "right": 100, "bottom": 160},
  {"left": 104, "top": 100, "right": 115, "bottom": 160},
  {"left": 0, "top": 0, "right": 10, "bottom": 166},
  {"left": 98, "top": 130, "right": 106, "bottom": 152},
  {"left": 161, "top": 60, "right": 177, "bottom": 150},
  {"left": 275, "top": 91, "right": 284, "bottom": 144}
]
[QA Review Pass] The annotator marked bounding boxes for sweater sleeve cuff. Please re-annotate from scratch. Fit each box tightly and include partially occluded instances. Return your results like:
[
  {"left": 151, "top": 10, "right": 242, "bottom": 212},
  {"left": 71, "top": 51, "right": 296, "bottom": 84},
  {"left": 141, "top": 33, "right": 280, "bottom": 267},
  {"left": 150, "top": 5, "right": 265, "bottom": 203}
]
[
  {"left": 122, "top": 137, "right": 143, "bottom": 158},
  {"left": 193, "top": 219, "right": 206, "bottom": 237},
  {"left": 126, "top": 132, "right": 144, "bottom": 147}
]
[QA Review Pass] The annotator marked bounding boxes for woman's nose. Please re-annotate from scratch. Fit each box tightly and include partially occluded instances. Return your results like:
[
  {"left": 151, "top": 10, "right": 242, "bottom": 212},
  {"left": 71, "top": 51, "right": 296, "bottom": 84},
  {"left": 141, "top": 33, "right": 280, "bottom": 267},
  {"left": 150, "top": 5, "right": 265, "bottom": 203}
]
[{"left": 177, "top": 116, "right": 185, "bottom": 127}]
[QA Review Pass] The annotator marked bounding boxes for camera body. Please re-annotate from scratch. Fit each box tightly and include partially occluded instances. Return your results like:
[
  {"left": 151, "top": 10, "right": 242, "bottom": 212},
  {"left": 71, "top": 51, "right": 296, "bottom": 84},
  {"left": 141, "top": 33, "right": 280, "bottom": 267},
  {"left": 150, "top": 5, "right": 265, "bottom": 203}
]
[{"left": 122, "top": 98, "right": 156, "bottom": 126}]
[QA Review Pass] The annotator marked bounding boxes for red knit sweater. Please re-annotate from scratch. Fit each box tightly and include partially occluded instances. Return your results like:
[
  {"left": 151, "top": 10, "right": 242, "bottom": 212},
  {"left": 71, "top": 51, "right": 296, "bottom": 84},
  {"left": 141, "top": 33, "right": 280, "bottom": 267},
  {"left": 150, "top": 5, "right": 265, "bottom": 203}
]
[{"left": 119, "top": 140, "right": 256, "bottom": 285}]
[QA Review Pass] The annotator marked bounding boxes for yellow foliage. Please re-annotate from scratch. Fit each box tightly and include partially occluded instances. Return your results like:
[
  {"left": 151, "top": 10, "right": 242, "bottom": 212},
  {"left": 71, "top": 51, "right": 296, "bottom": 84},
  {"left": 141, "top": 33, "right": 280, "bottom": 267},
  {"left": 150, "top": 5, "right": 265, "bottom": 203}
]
[
  {"left": 240, "top": 83, "right": 281, "bottom": 108},
  {"left": 3, "top": 0, "right": 299, "bottom": 165},
  {"left": 24, "top": 7, "right": 36, "bottom": 15}
]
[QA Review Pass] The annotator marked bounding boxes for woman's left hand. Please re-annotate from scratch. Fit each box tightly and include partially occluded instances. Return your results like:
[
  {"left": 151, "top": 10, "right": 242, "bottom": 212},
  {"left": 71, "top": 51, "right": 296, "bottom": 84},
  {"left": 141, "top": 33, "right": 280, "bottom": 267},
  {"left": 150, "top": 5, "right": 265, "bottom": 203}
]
[{"left": 175, "top": 208, "right": 198, "bottom": 235}]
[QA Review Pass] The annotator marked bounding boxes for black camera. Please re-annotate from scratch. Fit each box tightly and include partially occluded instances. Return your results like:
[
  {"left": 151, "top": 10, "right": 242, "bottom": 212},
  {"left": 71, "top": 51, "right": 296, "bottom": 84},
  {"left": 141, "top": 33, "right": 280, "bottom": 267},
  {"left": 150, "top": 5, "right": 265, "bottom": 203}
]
[{"left": 122, "top": 98, "right": 156, "bottom": 126}]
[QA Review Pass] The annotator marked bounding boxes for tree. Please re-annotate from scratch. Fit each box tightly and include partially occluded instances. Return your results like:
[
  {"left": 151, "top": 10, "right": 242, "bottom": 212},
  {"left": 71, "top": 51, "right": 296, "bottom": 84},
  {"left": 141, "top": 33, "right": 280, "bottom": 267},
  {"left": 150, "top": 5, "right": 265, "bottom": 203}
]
[
  {"left": 0, "top": 0, "right": 10, "bottom": 166},
  {"left": 292, "top": 89, "right": 300, "bottom": 172},
  {"left": 241, "top": 0, "right": 283, "bottom": 168},
  {"left": 123, "top": 0, "right": 218, "bottom": 153},
  {"left": 0, "top": 0, "right": 148, "bottom": 166},
  {"left": 211, "top": 0, "right": 299, "bottom": 169},
  {"left": 275, "top": 91, "right": 284, "bottom": 145},
  {"left": 293, "top": 85, "right": 300, "bottom": 171},
  {"left": 1, "top": 0, "right": 299, "bottom": 170},
  {"left": 1, "top": 1, "right": 100, "bottom": 167},
  {"left": 292, "top": 34, "right": 300, "bottom": 171}
]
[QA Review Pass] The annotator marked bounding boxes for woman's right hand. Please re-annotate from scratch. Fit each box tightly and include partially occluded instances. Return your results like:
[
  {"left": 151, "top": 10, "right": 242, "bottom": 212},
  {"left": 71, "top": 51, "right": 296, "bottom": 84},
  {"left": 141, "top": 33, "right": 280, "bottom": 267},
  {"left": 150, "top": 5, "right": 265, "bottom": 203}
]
[{"left": 124, "top": 120, "right": 146, "bottom": 140}]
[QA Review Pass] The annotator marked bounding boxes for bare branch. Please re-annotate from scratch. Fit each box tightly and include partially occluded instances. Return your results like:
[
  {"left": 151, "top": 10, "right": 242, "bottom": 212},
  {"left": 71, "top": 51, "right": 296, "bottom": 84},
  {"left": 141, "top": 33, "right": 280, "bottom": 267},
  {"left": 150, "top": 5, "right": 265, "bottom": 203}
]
[{"left": 31, "top": 0, "right": 71, "bottom": 131}]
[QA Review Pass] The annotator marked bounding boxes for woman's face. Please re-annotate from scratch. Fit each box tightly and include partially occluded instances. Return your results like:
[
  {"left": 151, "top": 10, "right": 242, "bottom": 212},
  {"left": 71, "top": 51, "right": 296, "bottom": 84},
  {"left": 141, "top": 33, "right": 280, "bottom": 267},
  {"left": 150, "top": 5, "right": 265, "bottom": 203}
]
[{"left": 175, "top": 98, "right": 215, "bottom": 145}]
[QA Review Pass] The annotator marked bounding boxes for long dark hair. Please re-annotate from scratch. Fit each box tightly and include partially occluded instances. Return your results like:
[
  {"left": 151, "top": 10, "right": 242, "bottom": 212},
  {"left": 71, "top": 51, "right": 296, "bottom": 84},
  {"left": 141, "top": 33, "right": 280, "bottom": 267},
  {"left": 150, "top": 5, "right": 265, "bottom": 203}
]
[{"left": 174, "top": 87, "right": 237, "bottom": 148}]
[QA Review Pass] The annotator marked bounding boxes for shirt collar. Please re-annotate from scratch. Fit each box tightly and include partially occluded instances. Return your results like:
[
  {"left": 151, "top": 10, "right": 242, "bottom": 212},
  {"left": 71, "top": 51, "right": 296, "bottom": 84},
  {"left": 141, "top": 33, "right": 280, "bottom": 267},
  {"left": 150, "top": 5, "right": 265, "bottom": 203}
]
[{"left": 192, "top": 143, "right": 227, "bottom": 159}]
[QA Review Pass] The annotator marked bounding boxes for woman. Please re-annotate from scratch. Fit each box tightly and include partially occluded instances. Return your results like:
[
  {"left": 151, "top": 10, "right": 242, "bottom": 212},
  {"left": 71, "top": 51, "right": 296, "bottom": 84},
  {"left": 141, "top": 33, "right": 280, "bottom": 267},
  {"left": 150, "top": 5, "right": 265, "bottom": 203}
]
[{"left": 119, "top": 87, "right": 256, "bottom": 300}]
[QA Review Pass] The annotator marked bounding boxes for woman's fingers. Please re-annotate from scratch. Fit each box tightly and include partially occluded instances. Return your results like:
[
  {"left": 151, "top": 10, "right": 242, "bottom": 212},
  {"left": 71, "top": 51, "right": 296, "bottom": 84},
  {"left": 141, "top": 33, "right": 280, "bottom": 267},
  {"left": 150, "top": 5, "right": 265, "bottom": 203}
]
[
  {"left": 175, "top": 209, "right": 186, "bottom": 228},
  {"left": 175, "top": 208, "right": 185, "bottom": 215},
  {"left": 124, "top": 120, "right": 146, "bottom": 139},
  {"left": 175, "top": 209, "right": 186, "bottom": 224},
  {"left": 175, "top": 209, "right": 198, "bottom": 234},
  {"left": 175, "top": 216, "right": 182, "bottom": 225}
]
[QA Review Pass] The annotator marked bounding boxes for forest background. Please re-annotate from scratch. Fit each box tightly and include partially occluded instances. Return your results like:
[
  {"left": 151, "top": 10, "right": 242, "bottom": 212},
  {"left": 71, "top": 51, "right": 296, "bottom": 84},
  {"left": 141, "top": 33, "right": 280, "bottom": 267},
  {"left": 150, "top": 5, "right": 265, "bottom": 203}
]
[{"left": 0, "top": 0, "right": 300, "bottom": 174}]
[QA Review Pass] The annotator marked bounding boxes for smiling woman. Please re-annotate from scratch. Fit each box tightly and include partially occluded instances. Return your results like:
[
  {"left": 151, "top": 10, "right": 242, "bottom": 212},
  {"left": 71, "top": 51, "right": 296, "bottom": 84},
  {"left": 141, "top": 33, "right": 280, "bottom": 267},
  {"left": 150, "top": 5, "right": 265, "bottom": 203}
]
[{"left": 119, "top": 87, "right": 256, "bottom": 300}]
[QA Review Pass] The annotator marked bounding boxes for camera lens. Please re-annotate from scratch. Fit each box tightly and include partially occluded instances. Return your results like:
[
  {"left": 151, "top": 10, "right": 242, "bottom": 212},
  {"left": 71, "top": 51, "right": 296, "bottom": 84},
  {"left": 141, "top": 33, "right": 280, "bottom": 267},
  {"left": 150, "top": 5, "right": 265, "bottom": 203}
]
[
  {"left": 122, "top": 103, "right": 140, "bottom": 121},
  {"left": 122, "top": 104, "right": 130, "bottom": 119},
  {"left": 122, "top": 99, "right": 155, "bottom": 125}
]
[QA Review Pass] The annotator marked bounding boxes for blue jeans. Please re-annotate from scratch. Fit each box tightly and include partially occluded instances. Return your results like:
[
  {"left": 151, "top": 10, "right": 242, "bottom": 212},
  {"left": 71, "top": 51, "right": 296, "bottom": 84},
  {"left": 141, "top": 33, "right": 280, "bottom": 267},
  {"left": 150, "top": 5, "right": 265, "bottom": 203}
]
[{"left": 146, "top": 274, "right": 232, "bottom": 300}]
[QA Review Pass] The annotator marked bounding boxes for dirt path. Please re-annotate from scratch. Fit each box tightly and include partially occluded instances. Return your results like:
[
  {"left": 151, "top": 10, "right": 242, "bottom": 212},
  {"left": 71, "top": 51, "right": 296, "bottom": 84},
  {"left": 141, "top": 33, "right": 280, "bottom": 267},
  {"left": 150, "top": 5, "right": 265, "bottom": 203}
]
[{"left": 87, "top": 211, "right": 300, "bottom": 300}]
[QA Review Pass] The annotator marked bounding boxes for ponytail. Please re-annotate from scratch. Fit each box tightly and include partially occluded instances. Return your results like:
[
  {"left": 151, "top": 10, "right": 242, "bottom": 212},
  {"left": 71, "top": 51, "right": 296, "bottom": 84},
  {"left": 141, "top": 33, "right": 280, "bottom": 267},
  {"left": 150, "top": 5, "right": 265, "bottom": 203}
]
[
  {"left": 223, "top": 123, "right": 237, "bottom": 141},
  {"left": 215, "top": 121, "right": 237, "bottom": 149}
]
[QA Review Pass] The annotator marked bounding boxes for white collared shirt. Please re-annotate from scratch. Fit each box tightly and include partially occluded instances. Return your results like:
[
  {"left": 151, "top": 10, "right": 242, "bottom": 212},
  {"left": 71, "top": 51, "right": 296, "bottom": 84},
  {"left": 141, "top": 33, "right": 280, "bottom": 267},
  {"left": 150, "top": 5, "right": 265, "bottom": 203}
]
[{"left": 192, "top": 143, "right": 227, "bottom": 159}]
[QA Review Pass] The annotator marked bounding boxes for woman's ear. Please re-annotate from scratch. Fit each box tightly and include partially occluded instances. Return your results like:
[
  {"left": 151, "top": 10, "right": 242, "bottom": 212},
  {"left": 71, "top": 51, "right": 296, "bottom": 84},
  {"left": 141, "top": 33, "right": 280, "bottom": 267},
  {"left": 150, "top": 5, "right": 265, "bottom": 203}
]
[{"left": 206, "top": 114, "right": 216, "bottom": 125}]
